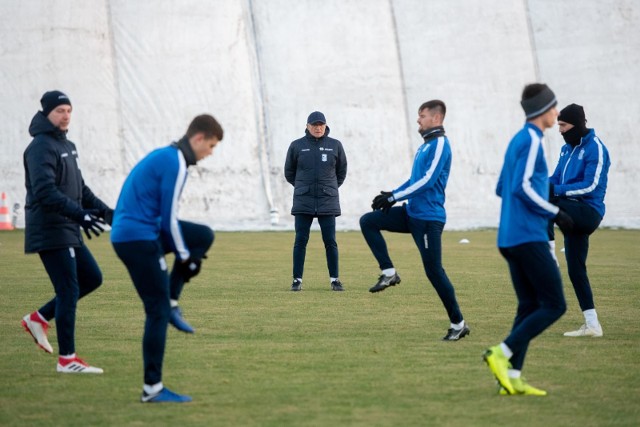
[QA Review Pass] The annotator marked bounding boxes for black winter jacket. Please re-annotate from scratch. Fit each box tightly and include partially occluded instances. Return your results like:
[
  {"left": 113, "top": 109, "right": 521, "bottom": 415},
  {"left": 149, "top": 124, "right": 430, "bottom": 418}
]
[
  {"left": 284, "top": 127, "right": 347, "bottom": 216},
  {"left": 23, "top": 112, "right": 109, "bottom": 253}
]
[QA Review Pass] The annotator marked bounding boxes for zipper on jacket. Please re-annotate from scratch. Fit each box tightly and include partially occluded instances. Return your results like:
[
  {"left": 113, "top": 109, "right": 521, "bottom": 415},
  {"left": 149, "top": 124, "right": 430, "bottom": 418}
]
[
  {"left": 561, "top": 143, "right": 581, "bottom": 184},
  {"left": 313, "top": 139, "right": 320, "bottom": 214}
]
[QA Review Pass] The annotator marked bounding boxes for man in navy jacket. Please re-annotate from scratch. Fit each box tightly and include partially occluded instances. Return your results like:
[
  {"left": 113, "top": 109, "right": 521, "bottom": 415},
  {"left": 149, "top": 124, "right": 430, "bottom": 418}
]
[
  {"left": 359, "top": 100, "right": 468, "bottom": 341},
  {"left": 22, "top": 90, "right": 112, "bottom": 374},
  {"left": 284, "top": 111, "right": 347, "bottom": 292},
  {"left": 484, "top": 83, "right": 573, "bottom": 396},
  {"left": 549, "top": 104, "right": 610, "bottom": 337}
]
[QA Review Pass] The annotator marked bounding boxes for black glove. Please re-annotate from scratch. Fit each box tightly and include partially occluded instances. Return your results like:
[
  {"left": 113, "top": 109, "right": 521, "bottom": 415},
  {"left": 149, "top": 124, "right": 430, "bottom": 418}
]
[
  {"left": 178, "top": 257, "right": 202, "bottom": 282},
  {"left": 554, "top": 209, "right": 574, "bottom": 234},
  {"left": 371, "top": 191, "right": 396, "bottom": 213},
  {"left": 74, "top": 209, "right": 106, "bottom": 239},
  {"left": 102, "top": 208, "right": 114, "bottom": 226},
  {"left": 548, "top": 183, "right": 558, "bottom": 202}
]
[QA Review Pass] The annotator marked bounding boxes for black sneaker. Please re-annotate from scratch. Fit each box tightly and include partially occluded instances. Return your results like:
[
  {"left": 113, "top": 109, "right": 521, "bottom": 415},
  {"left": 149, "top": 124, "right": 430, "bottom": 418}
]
[
  {"left": 331, "top": 280, "right": 344, "bottom": 291},
  {"left": 442, "top": 325, "right": 470, "bottom": 341},
  {"left": 291, "top": 279, "right": 302, "bottom": 292},
  {"left": 369, "top": 273, "right": 401, "bottom": 293}
]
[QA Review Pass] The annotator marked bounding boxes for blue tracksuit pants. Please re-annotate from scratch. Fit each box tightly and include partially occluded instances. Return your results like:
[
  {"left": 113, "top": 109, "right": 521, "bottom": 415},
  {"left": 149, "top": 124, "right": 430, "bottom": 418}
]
[
  {"left": 548, "top": 198, "right": 602, "bottom": 311},
  {"left": 359, "top": 205, "right": 463, "bottom": 324},
  {"left": 37, "top": 245, "right": 103, "bottom": 356},
  {"left": 113, "top": 220, "right": 214, "bottom": 385},
  {"left": 113, "top": 239, "right": 169, "bottom": 385},
  {"left": 293, "top": 214, "right": 338, "bottom": 279},
  {"left": 500, "top": 242, "right": 566, "bottom": 370}
]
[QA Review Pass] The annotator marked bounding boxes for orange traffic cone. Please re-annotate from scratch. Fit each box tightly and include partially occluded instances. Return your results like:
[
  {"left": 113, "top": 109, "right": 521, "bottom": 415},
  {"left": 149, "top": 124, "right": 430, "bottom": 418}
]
[{"left": 0, "top": 192, "right": 15, "bottom": 230}]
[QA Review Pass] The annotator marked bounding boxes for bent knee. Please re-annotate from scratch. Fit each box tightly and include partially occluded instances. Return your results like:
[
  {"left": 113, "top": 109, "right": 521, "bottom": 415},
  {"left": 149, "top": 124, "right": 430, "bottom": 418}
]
[
  {"left": 359, "top": 212, "right": 374, "bottom": 229},
  {"left": 82, "top": 271, "right": 103, "bottom": 291},
  {"left": 548, "top": 301, "right": 567, "bottom": 319},
  {"left": 205, "top": 227, "right": 215, "bottom": 246}
]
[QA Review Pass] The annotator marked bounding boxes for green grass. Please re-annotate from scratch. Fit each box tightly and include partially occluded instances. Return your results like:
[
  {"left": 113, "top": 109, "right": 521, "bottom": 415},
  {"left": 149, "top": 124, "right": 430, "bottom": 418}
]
[{"left": 1, "top": 229, "right": 639, "bottom": 426}]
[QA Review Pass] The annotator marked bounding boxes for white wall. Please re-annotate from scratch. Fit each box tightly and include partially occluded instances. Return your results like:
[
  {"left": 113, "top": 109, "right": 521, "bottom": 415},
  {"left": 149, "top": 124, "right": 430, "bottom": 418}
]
[{"left": 1, "top": 0, "right": 638, "bottom": 230}]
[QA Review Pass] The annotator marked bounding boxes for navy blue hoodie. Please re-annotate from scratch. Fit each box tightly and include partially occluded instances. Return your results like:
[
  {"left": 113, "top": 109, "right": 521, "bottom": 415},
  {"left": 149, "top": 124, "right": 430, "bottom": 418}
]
[{"left": 23, "top": 112, "right": 109, "bottom": 253}]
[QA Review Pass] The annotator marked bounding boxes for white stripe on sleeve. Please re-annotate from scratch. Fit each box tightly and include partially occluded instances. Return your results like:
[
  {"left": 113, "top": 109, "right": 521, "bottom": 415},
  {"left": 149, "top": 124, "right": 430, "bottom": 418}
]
[
  {"left": 565, "top": 136, "right": 604, "bottom": 196},
  {"left": 394, "top": 137, "right": 444, "bottom": 200},
  {"left": 171, "top": 151, "right": 190, "bottom": 260},
  {"left": 523, "top": 129, "right": 559, "bottom": 215}
]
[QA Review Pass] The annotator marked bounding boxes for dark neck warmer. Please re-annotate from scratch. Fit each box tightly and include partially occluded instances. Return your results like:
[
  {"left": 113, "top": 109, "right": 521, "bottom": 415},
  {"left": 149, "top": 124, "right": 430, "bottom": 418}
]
[
  {"left": 420, "top": 126, "right": 445, "bottom": 140},
  {"left": 562, "top": 125, "right": 589, "bottom": 147},
  {"left": 172, "top": 136, "right": 197, "bottom": 166}
]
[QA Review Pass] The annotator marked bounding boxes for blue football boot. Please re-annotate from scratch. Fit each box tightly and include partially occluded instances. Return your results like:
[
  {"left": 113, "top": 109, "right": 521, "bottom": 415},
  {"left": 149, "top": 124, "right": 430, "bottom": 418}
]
[{"left": 169, "top": 306, "right": 195, "bottom": 333}]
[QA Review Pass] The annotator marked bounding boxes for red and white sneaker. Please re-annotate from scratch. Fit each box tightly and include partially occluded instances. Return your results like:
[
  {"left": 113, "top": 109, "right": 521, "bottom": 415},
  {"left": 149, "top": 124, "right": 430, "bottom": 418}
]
[
  {"left": 21, "top": 312, "right": 53, "bottom": 354},
  {"left": 57, "top": 355, "right": 104, "bottom": 374}
]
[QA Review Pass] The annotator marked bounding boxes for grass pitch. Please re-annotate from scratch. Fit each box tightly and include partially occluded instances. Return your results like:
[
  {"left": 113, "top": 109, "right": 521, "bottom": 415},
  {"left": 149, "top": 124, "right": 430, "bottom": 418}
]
[{"left": 0, "top": 229, "right": 639, "bottom": 426}]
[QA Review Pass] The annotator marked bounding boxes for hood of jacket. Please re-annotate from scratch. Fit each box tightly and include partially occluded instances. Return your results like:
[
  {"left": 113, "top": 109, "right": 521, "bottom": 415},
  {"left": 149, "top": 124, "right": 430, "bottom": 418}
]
[{"left": 28, "top": 111, "right": 67, "bottom": 141}]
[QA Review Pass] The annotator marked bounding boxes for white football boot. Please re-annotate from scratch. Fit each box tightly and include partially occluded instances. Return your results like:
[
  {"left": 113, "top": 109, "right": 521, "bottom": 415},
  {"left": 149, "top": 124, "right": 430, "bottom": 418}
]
[
  {"left": 57, "top": 355, "right": 104, "bottom": 374},
  {"left": 563, "top": 323, "right": 603, "bottom": 337},
  {"left": 22, "top": 312, "right": 54, "bottom": 354}
]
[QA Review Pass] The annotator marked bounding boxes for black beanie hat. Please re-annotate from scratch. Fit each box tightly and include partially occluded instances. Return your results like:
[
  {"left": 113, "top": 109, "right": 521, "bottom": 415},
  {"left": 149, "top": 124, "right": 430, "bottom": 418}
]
[
  {"left": 520, "top": 84, "right": 557, "bottom": 119},
  {"left": 558, "top": 103, "right": 586, "bottom": 127},
  {"left": 40, "top": 90, "right": 71, "bottom": 116}
]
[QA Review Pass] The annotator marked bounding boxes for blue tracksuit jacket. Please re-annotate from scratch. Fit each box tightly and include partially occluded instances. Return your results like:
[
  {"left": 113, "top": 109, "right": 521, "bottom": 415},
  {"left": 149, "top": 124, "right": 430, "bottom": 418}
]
[
  {"left": 497, "top": 123, "right": 559, "bottom": 248},
  {"left": 549, "top": 128, "right": 610, "bottom": 218},
  {"left": 110, "top": 139, "right": 193, "bottom": 261},
  {"left": 391, "top": 127, "right": 450, "bottom": 222}
]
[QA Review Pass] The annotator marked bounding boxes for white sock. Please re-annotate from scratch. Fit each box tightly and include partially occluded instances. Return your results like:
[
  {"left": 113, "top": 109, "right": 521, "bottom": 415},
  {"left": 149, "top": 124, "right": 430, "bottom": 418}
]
[
  {"left": 583, "top": 309, "right": 599, "bottom": 328},
  {"left": 382, "top": 268, "right": 396, "bottom": 277},
  {"left": 330, "top": 277, "right": 338, "bottom": 284},
  {"left": 143, "top": 382, "right": 163, "bottom": 395},
  {"left": 170, "top": 299, "right": 178, "bottom": 308},
  {"left": 60, "top": 353, "right": 76, "bottom": 360},
  {"left": 450, "top": 320, "right": 465, "bottom": 330},
  {"left": 294, "top": 278, "right": 302, "bottom": 283},
  {"left": 548, "top": 241, "right": 559, "bottom": 266},
  {"left": 508, "top": 369, "right": 521, "bottom": 379},
  {"left": 500, "top": 343, "right": 513, "bottom": 359}
]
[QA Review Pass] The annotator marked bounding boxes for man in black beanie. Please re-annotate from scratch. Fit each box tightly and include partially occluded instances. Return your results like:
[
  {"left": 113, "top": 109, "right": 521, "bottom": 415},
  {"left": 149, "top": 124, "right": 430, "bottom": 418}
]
[
  {"left": 40, "top": 90, "right": 72, "bottom": 118},
  {"left": 548, "top": 103, "right": 611, "bottom": 337},
  {"left": 21, "top": 90, "right": 114, "bottom": 373}
]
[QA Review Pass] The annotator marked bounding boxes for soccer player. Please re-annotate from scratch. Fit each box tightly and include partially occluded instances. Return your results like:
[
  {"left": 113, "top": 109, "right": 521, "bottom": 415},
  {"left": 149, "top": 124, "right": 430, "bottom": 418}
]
[
  {"left": 111, "top": 114, "right": 222, "bottom": 403},
  {"left": 22, "top": 90, "right": 113, "bottom": 374},
  {"left": 549, "top": 103, "right": 611, "bottom": 337},
  {"left": 483, "top": 83, "right": 573, "bottom": 396},
  {"left": 284, "top": 111, "right": 348, "bottom": 291},
  {"left": 359, "top": 100, "right": 469, "bottom": 341}
]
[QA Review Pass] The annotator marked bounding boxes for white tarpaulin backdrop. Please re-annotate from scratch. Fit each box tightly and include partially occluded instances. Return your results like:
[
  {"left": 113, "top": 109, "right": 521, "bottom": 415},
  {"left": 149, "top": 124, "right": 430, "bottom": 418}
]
[{"left": 1, "top": 0, "right": 639, "bottom": 230}]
